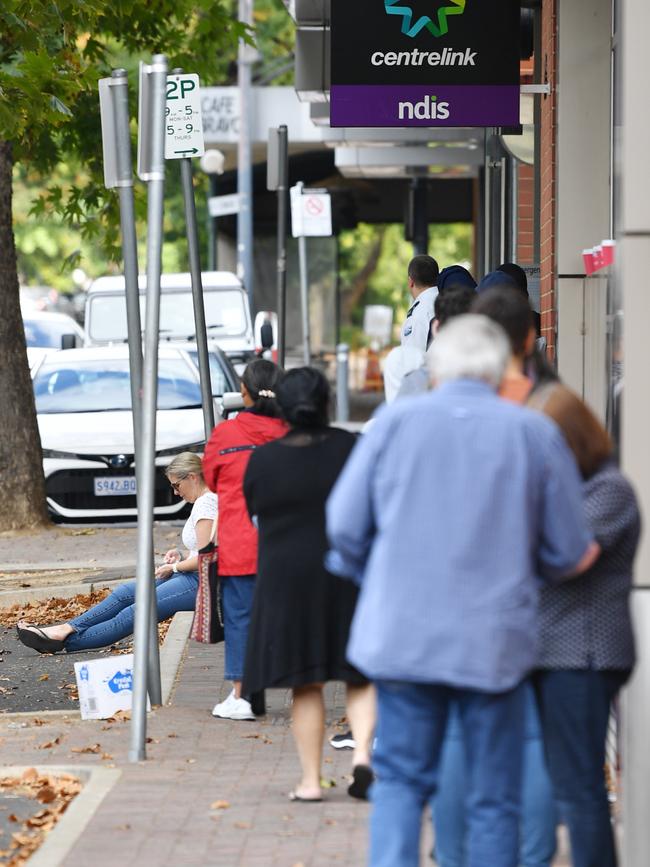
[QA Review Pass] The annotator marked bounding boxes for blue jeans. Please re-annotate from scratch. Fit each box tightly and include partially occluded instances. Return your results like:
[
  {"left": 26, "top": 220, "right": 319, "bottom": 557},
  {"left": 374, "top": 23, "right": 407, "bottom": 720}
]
[
  {"left": 370, "top": 680, "right": 526, "bottom": 867},
  {"left": 221, "top": 575, "right": 256, "bottom": 681},
  {"left": 535, "top": 669, "right": 628, "bottom": 867},
  {"left": 66, "top": 573, "right": 199, "bottom": 651},
  {"left": 433, "top": 682, "right": 557, "bottom": 867}
]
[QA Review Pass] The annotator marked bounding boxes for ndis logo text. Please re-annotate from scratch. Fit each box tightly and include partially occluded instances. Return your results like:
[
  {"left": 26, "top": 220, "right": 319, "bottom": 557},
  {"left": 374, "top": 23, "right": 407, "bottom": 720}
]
[{"left": 398, "top": 94, "right": 450, "bottom": 121}]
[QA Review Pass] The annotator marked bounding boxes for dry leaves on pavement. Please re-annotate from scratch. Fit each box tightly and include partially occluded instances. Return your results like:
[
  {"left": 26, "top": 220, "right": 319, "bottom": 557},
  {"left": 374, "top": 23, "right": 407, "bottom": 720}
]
[
  {"left": 0, "top": 590, "right": 172, "bottom": 647},
  {"left": 0, "top": 768, "right": 81, "bottom": 866}
]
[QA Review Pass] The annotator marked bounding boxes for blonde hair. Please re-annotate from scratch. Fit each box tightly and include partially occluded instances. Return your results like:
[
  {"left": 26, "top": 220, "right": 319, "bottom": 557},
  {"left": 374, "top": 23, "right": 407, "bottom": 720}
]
[{"left": 165, "top": 452, "right": 203, "bottom": 480}]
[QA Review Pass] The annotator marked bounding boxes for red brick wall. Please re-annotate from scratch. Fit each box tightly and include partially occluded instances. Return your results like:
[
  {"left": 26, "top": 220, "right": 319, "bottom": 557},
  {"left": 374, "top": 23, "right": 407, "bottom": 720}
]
[
  {"left": 517, "top": 163, "right": 535, "bottom": 264},
  {"left": 539, "top": 0, "right": 558, "bottom": 357}
]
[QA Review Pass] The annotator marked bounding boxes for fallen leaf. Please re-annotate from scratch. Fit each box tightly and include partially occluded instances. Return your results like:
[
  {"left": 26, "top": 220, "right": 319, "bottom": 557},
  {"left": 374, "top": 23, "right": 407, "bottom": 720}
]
[
  {"left": 7, "top": 814, "right": 18, "bottom": 823},
  {"left": 37, "top": 674, "right": 49, "bottom": 682},
  {"left": 70, "top": 743, "right": 101, "bottom": 754},
  {"left": 115, "top": 823, "right": 131, "bottom": 831},
  {"left": 101, "top": 753, "right": 113, "bottom": 761},
  {"left": 70, "top": 528, "right": 97, "bottom": 536},
  {"left": 38, "top": 737, "right": 61, "bottom": 749},
  {"left": 35, "top": 787, "right": 56, "bottom": 804},
  {"left": 210, "top": 800, "right": 230, "bottom": 810},
  {"left": 186, "top": 758, "right": 196, "bottom": 764},
  {"left": 21, "top": 768, "right": 38, "bottom": 782},
  {"left": 320, "top": 778, "right": 337, "bottom": 789},
  {"left": 31, "top": 718, "right": 46, "bottom": 726}
]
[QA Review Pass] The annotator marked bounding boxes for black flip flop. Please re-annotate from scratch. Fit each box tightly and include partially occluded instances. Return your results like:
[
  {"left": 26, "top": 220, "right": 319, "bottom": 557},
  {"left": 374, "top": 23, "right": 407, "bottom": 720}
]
[
  {"left": 348, "top": 764, "right": 374, "bottom": 800},
  {"left": 16, "top": 626, "right": 66, "bottom": 654}
]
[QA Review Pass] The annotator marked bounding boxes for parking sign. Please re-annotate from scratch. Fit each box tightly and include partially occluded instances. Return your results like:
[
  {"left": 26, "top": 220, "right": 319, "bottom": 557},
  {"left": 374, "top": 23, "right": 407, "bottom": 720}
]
[{"left": 164, "top": 73, "right": 205, "bottom": 160}]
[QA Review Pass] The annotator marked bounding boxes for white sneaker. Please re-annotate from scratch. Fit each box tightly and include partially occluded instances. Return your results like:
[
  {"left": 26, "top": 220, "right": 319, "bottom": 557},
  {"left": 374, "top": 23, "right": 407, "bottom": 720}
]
[
  {"left": 212, "top": 689, "right": 236, "bottom": 717},
  {"left": 212, "top": 691, "right": 256, "bottom": 720}
]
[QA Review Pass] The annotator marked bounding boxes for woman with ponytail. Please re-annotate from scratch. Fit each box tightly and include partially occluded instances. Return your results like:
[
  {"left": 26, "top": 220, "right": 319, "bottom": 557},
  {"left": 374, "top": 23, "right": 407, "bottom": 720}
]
[
  {"left": 242, "top": 367, "right": 375, "bottom": 802},
  {"left": 203, "top": 359, "right": 288, "bottom": 720}
]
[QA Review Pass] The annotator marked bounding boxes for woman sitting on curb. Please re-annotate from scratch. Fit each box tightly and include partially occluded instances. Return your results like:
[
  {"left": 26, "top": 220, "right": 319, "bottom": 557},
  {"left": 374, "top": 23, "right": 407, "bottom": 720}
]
[{"left": 16, "top": 452, "right": 217, "bottom": 654}]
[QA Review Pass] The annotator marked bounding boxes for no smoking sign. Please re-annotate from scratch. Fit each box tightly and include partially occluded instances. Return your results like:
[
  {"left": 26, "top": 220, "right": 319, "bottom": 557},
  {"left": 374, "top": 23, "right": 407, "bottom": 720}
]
[{"left": 290, "top": 186, "right": 332, "bottom": 237}]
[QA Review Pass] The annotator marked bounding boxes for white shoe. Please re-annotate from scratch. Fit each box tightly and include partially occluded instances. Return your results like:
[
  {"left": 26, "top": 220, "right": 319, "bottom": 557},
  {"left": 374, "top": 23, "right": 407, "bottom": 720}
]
[
  {"left": 212, "top": 691, "right": 256, "bottom": 720},
  {"left": 212, "top": 689, "right": 236, "bottom": 717}
]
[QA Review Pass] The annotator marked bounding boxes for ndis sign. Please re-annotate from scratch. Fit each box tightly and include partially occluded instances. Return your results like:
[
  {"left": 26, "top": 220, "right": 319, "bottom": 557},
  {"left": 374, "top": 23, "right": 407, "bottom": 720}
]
[{"left": 330, "top": 0, "right": 520, "bottom": 128}]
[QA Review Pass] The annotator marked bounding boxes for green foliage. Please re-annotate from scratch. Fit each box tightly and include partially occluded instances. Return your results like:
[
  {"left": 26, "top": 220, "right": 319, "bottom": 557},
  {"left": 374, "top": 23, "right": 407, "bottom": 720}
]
[
  {"left": 339, "top": 222, "right": 473, "bottom": 327},
  {"left": 1, "top": 0, "right": 247, "bottom": 268}
]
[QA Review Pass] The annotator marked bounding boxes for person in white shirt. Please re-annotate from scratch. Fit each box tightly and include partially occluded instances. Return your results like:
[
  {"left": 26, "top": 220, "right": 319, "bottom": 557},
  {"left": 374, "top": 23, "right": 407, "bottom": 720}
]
[
  {"left": 16, "top": 452, "right": 217, "bottom": 654},
  {"left": 401, "top": 255, "right": 439, "bottom": 352}
]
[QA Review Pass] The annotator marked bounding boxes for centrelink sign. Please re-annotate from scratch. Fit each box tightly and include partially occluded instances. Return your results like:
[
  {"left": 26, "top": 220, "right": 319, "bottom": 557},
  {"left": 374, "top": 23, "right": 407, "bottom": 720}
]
[{"left": 330, "top": 0, "right": 521, "bottom": 128}]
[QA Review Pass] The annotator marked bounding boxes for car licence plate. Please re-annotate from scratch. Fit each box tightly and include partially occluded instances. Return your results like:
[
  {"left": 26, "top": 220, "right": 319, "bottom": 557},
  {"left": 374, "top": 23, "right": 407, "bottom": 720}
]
[{"left": 94, "top": 476, "right": 137, "bottom": 497}]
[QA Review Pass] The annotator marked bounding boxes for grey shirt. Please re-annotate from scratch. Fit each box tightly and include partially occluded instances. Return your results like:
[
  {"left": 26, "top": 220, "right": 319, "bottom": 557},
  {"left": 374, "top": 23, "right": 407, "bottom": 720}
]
[{"left": 537, "top": 461, "right": 640, "bottom": 670}]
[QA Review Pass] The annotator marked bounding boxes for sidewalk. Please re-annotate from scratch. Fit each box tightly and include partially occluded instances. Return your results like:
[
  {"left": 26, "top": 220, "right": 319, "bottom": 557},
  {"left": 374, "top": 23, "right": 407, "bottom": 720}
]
[
  {"left": 0, "top": 525, "right": 572, "bottom": 866},
  {"left": 0, "top": 638, "right": 574, "bottom": 867}
]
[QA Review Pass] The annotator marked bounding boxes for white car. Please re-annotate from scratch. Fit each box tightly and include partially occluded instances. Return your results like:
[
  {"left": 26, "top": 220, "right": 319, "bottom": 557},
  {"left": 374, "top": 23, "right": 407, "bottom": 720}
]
[
  {"left": 23, "top": 309, "right": 86, "bottom": 350},
  {"left": 31, "top": 345, "right": 215, "bottom": 521}
]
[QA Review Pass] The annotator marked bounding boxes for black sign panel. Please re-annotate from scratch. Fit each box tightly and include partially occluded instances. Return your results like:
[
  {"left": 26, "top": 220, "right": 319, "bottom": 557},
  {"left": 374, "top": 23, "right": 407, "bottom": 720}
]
[{"left": 330, "top": 0, "right": 521, "bottom": 127}]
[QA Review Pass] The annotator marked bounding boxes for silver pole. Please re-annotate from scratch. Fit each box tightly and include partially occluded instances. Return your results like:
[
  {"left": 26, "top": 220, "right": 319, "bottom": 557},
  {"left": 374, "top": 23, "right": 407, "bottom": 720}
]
[
  {"left": 111, "top": 69, "right": 143, "bottom": 451},
  {"left": 173, "top": 69, "right": 215, "bottom": 440},
  {"left": 275, "top": 126, "right": 289, "bottom": 368},
  {"left": 129, "top": 53, "right": 167, "bottom": 763},
  {"left": 510, "top": 155, "right": 519, "bottom": 263},
  {"left": 336, "top": 343, "right": 349, "bottom": 423},
  {"left": 111, "top": 68, "right": 161, "bottom": 710},
  {"left": 237, "top": 0, "right": 254, "bottom": 315},
  {"left": 181, "top": 158, "right": 215, "bottom": 437},
  {"left": 296, "top": 182, "right": 311, "bottom": 365}
]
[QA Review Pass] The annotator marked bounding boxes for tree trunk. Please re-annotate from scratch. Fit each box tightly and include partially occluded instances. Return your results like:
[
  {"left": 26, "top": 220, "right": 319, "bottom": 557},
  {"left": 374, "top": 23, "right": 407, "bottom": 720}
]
[
  {"left": 340, "top": 227, "right": 386, "bottom": 324},
  {"left": 0, "top": 142, "right": 49, "bottom": 529}
]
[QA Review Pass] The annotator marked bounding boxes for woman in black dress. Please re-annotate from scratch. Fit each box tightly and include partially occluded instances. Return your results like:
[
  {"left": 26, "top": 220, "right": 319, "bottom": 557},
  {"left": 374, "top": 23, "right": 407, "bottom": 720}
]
[{"left": 243, "top": 367, "right": 375, "bottom": 802}]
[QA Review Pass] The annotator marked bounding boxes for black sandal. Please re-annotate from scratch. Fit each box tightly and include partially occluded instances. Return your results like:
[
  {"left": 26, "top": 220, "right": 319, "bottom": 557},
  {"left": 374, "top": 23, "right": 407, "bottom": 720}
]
[
  {"left": 348, "top": 764, "right": 374, "bottom": 801},
  {"left": 16, "top": 625, "right": 66, "bottom": 654}
]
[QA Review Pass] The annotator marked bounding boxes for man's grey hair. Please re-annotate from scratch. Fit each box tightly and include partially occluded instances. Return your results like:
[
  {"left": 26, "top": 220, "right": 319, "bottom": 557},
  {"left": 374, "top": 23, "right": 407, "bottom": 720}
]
[{"left": 427, "top": 314, "right": 510, "bottom": 387}]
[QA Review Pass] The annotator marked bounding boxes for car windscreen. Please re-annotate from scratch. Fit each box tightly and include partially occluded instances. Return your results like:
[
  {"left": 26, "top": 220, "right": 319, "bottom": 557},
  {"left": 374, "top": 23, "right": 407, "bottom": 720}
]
[
  {"left": 87, "top": 289, "right": 248, "bottom": 342},
  {"left": 24, "top": 318, "right": 77, "bottom": 348},
  {"left": 186, "top": 351, "right": 234, "bottom": 396},
  {"left": 33, "top": 358, "right": 202, "bottom": 414}
]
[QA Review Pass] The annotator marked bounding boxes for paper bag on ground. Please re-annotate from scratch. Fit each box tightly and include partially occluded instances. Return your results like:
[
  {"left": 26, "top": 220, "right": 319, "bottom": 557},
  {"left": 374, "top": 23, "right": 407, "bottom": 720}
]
[{"left": 74, "top": 654, "right": 150, "bottom": 720}]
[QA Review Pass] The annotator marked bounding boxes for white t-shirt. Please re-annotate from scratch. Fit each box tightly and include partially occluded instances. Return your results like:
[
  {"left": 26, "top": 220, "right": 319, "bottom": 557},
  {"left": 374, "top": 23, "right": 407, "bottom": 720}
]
[
  {"left": 182, "top": 491, "right": 218, "bottom": 556},
  {"left": 401, "top": 285, "right": 438, "bottom": 352}
]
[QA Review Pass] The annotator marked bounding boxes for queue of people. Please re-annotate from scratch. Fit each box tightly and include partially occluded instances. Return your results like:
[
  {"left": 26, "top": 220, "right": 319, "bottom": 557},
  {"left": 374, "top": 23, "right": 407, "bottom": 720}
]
[{"left": 15, "top": 254, "right": 640, "bottom": 866}]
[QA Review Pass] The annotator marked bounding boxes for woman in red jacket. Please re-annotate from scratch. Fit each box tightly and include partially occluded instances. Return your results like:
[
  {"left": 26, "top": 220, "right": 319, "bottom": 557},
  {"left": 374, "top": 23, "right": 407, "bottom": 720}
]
[{"left": 203, "top": 359, "right": 288, "bottom": 720}]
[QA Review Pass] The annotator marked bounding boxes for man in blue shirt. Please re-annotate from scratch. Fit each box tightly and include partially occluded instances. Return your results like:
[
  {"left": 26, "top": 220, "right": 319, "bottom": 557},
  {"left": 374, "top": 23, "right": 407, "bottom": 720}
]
[{"left": 326, "top": 315, "right": 598, "bottom": 867}]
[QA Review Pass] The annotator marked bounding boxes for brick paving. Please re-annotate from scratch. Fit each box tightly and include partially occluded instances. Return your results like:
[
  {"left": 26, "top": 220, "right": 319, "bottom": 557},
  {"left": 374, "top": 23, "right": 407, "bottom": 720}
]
[{"left": 0, "top": 640, "right": 576, "bottom": 866}]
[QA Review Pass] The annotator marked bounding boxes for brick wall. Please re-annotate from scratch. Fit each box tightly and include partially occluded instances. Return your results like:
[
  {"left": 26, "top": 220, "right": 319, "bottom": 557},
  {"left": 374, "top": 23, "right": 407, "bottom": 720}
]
[
  {"left": 539, "top": 0, "right": 558, "bottom": 357},
  {"left": 517, "top": 163, "right": 535, "bottom": 264}
]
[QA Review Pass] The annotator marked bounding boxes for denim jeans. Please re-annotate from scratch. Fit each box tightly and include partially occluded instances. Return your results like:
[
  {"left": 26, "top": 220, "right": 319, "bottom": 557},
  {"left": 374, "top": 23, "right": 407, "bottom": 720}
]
[
  {"left": 221, "top": 575, "right": 256, "bottom": 681},
  {"left": 535, "top": 669, "right": 628, "bottom": 867},
  {"left": 433, "top": 681, "right": 557, "bottom": 867},
  {"left": 370, "top": 680, "right": 525, "bottom": 867},
  {"left": 66, "top": 573, "right": 199, "bottom": 652}
]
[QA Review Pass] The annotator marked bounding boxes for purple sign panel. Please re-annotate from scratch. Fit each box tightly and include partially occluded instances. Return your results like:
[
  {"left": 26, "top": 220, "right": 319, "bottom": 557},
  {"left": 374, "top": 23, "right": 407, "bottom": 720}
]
[
  {"left": 330, "top": 1, "right": 521, "bottom": 129},
  {"left": 330, "top": 85, "right": 520, "bottom": 128}
]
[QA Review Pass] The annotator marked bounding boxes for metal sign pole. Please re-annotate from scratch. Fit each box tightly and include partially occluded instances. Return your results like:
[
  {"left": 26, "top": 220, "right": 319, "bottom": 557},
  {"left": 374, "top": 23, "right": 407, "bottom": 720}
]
[
  {"left": 109, "top": 70, "right": 164, "bottom": 706},
  {"left": 171, "top": 69, "right": 214, "bottom": 439},
  {"left": 100, "top": 67, "right": 161, "bottom": 718},
  {"left": 267, "top": 126, "right": 288, "bottom": 368},
  {"left": 296, "top": 183, "right": 311, "bottom": 365},
  {"left": 130, "top": 53, "right": 168, "bottom": 763},
  {"left": 237, "top": 0, "right": 255, "bottom": 315}
]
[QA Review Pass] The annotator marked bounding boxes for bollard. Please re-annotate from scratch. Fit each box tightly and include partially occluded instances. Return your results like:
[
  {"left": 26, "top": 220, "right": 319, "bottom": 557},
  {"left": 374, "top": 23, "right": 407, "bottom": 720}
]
[{"left": 336, "top": 343, "right": 350, "bottom": 423}]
